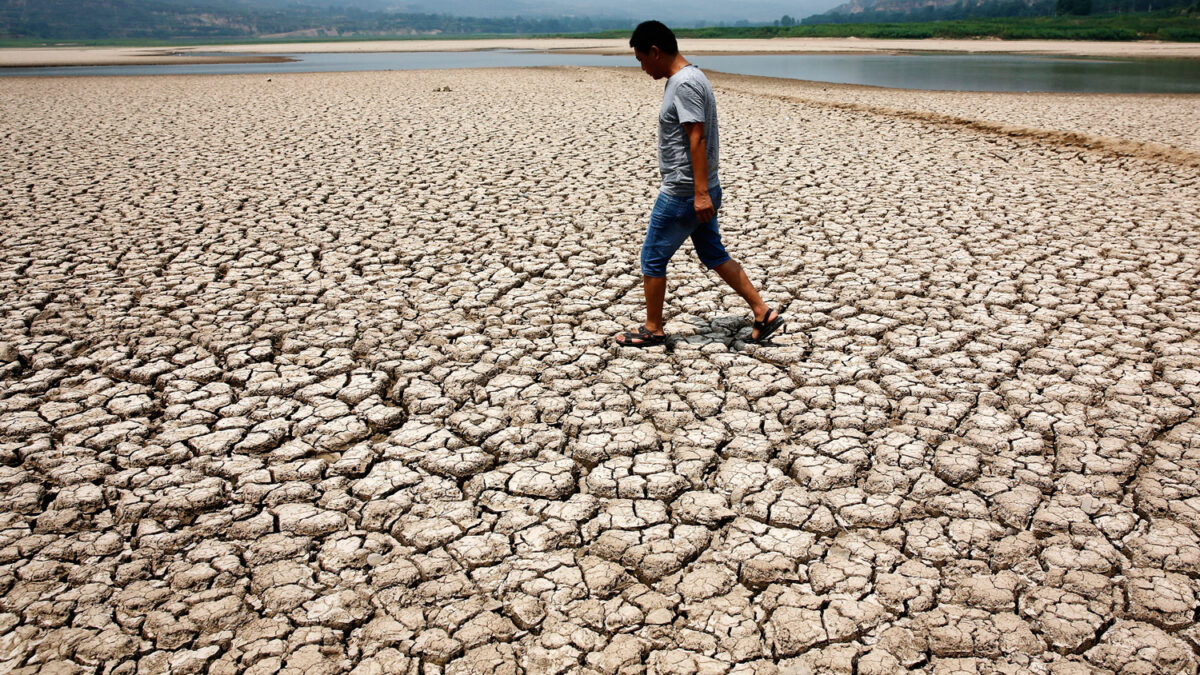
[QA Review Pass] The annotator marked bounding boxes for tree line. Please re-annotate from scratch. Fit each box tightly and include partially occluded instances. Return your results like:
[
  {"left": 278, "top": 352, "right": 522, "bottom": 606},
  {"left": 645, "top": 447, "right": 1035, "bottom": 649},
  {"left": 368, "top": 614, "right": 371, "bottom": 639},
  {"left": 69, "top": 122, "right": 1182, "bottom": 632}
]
[
  {"left": 803, "top": 0, "right": 1194, "bottom": 22},
  {"left": 0, "top": 0, "right": 637, "bottom": 40}
]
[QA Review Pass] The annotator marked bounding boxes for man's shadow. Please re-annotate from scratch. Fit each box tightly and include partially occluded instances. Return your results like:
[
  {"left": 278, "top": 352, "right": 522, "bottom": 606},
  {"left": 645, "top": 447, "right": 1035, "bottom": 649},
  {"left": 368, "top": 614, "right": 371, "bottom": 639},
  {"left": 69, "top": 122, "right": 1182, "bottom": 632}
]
[{"left": 668, "top": 309, "right": 788, "bottom": 349}]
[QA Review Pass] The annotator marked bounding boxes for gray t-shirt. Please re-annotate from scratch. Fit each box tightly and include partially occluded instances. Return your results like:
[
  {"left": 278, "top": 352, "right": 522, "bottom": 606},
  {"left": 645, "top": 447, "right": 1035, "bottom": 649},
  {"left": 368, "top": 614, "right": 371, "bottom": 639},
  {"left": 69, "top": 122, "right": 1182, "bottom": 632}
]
[{"left": 658, "top": 64, "right": 720, "bottom": 197}]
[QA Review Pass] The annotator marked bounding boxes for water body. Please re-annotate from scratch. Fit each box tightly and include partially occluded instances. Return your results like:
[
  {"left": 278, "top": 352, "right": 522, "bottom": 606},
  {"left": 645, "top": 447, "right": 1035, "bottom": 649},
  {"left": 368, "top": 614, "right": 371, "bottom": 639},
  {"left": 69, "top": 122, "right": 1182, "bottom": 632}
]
[{"left": 3, "top": 49, "right": 1199, "bottom": 93}]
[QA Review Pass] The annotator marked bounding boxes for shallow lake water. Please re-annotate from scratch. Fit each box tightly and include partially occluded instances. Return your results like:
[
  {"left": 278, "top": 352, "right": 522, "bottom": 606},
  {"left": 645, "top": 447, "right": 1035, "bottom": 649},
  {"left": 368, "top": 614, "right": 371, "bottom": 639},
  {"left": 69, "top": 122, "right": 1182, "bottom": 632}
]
[{"left": 3, "top": 49, "right": 1199, "bottom": 93}]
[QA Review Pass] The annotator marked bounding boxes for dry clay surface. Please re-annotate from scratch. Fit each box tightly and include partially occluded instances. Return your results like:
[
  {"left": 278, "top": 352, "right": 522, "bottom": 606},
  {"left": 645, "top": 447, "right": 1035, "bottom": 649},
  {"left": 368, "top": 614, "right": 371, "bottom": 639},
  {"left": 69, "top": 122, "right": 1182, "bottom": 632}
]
[{"left": 0, "top": 67, "right": 1199, "bottom": 673}]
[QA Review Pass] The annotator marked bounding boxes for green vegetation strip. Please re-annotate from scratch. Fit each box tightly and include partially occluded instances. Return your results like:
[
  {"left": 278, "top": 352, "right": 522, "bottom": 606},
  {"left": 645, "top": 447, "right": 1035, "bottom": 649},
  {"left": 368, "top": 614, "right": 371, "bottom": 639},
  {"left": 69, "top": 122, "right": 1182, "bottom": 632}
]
[
  {"left": 564, "top": 12, "right": 1200, "bottom": 42},
  {"left": 0, "top": 33, "right": 537, "bottom": 49}
]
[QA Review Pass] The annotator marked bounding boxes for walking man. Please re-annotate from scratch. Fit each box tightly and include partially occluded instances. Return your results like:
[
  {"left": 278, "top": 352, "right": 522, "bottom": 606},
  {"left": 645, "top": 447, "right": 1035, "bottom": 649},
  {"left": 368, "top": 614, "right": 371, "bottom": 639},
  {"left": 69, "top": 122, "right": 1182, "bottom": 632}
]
[{"left": 615, "top": 20, "right": 784, "bottom": 347}]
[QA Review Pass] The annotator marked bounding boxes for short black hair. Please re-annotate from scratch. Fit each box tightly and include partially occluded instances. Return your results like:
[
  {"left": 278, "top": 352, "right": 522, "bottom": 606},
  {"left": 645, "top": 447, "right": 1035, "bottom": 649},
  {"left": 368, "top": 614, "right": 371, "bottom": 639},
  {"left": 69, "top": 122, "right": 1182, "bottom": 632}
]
[{"left": 629, "top": 20, "right": 678, "bottom": 55}]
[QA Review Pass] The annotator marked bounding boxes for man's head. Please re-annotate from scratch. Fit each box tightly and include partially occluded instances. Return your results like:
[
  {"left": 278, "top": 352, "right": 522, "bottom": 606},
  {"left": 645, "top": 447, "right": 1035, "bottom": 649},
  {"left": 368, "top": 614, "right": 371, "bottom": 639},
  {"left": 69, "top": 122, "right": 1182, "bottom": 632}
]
[{"left": 630, "top": 20, "right": 678, "bottom": 80}]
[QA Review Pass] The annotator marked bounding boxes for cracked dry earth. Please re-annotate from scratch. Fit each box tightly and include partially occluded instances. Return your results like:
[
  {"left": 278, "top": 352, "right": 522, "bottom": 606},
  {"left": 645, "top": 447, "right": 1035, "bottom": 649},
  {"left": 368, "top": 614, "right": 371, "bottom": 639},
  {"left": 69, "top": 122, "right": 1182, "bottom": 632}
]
[{"left": 1, "top": 66, "right": 1199, "bottom": 674}]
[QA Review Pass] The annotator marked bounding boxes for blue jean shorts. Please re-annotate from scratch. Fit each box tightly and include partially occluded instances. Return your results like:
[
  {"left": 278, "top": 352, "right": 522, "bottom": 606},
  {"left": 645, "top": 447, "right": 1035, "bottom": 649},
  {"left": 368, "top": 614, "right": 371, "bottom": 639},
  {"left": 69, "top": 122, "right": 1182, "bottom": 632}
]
[{"left": 640, "top": 185, "right": 730, "bottom": 278}]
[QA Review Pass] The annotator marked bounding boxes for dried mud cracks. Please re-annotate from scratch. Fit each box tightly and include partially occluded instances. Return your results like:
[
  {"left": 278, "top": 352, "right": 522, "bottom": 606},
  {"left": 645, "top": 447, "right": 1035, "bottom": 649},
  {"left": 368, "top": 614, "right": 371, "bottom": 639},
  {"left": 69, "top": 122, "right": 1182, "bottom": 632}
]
[{"left": 0, "top": 68, "right": 1199, "bottom": 673}]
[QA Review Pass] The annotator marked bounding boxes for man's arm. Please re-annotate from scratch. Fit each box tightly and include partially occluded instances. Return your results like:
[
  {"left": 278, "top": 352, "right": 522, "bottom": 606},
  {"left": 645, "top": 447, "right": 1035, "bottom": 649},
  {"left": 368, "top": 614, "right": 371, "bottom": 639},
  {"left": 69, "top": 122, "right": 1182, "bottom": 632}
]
[{"left": 684, "top": 121, "right": 715, "bottom": 223}]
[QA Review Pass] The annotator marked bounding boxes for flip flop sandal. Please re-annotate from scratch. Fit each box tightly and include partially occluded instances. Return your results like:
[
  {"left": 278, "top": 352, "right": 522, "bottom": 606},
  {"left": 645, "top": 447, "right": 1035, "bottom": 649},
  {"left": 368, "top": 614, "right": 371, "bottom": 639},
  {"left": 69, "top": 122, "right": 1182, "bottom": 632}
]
[
  {"left": 748, "top": 307, "right": 785, "bottom": 344},
  {"left": 616, "top": 325, "right": 667, "bottom": 348}
]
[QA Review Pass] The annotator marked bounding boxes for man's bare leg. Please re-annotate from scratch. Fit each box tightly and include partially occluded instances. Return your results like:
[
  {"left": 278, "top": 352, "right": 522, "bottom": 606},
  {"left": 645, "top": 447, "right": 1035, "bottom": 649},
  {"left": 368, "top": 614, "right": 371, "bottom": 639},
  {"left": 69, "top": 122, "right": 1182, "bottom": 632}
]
[
  {"left": 615, "top": 275, "right": 668, "bottom": 345},
  {"left": 643, "top": 275, "right": 667, "bottom": 334},
  {"left": 713, "top": 260, "right": 775, "bottom": 339}
]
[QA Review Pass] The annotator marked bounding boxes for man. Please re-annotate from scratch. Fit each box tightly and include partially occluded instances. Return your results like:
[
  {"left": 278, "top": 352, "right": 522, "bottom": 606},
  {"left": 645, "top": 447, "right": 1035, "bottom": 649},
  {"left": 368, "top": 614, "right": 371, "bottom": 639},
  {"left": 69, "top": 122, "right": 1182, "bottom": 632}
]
[{"left": 615, "top": 20, "right": 784, "bottom": 348}]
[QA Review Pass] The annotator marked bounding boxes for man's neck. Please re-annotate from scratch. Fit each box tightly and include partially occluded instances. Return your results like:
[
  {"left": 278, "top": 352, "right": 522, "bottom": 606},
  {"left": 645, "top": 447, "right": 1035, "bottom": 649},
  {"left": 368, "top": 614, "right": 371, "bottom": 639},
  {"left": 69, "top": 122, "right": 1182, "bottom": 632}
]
[{"left": 665, "top": 54, "right": 691, "bottom": 78}]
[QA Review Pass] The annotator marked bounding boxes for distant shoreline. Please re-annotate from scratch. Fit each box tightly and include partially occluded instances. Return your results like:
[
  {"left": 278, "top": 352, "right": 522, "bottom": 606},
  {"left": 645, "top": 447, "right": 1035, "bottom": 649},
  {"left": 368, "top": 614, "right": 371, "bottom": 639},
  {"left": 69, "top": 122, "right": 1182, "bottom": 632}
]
[
  {"left": 2, "top": 37, "right": 1199, "bottom": 68},
  {"left": 0, "top": 50, "right": 294, "bottom": 68}
]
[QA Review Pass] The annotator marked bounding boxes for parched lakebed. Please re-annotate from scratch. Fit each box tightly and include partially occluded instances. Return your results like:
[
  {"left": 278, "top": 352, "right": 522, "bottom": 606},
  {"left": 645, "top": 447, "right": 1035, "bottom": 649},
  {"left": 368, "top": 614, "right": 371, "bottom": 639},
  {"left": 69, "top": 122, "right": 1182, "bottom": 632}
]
[{"left": 1, "top": 67, "right": 1199, "bottom": 673}]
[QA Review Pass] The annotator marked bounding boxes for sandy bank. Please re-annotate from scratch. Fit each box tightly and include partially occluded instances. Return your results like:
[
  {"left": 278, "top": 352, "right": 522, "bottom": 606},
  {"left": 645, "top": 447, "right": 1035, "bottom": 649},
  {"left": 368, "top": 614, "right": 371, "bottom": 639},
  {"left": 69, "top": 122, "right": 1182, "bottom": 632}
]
[
  {"left": 704, "top": 70, "right": 1200, "bottom": 160},
  {"left": 3, "top": 36, "right": 1199, "bottom": 68},
  {"left": 208, "top": 37, "right": 1200, "bottom": 59}
]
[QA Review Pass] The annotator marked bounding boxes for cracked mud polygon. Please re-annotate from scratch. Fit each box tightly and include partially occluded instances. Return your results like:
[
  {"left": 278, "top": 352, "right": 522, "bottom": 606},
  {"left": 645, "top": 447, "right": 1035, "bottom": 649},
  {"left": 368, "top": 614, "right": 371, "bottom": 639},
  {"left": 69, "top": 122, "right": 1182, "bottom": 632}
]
[{"left": 1, "top": 67, "right": 1199, "bottom": 673}]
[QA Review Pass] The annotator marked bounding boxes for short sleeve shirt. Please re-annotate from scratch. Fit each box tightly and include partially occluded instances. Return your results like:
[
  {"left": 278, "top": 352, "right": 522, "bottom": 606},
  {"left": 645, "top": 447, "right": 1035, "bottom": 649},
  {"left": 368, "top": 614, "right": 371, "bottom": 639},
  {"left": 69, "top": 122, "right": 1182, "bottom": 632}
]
[{"left": 658, "top": 64, "right": 720, "bottom": 197}]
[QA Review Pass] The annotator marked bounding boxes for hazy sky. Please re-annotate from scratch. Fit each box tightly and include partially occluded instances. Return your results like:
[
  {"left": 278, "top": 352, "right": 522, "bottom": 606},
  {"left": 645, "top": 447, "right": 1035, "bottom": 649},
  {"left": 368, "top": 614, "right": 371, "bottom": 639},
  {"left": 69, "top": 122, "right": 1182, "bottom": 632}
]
[{"left": 357, "top": 0, "right": 845, "bottom": 22}]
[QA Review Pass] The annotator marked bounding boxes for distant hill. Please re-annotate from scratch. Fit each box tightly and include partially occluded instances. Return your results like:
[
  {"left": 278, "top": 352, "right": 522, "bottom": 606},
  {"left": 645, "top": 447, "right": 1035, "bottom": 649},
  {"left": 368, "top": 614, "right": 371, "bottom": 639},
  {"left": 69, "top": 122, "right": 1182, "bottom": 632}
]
[
  {"left": 806, "top": 0, "right": 1192, "bottom": 22},
  {"left": 809, "top": 0, "right": 1051, "bottom": 22},
  {"left": 0, "top": 0, "right": 850, "bottom": 41},
  {"left": 214, "top": 0, "right": 844, "bottom": 24},
  {"left": 0, "top": 0, "right": 636, "bottom": 40}
]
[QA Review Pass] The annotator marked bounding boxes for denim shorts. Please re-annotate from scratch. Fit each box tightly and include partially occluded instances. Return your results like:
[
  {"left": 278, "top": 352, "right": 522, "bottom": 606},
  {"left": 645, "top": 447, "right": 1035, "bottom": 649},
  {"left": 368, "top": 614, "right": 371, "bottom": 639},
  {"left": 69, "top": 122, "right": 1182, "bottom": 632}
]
[{"left": 640, "top": 185, "right": 730, "bottom": 278}]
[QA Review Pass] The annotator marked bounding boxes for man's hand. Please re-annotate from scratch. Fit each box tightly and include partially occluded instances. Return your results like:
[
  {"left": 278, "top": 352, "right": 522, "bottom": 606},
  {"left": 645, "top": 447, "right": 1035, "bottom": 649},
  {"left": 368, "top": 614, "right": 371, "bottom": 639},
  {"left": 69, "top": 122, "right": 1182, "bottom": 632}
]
[{"left": 694, "top": 192, "right": 715, "bottom": 224}]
